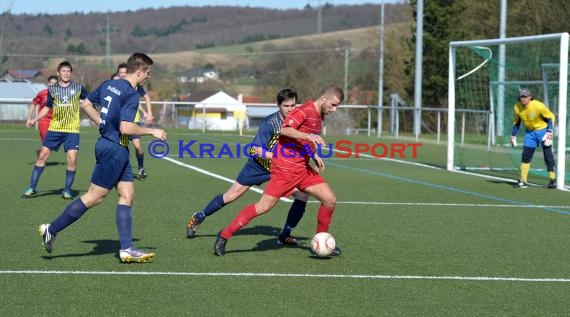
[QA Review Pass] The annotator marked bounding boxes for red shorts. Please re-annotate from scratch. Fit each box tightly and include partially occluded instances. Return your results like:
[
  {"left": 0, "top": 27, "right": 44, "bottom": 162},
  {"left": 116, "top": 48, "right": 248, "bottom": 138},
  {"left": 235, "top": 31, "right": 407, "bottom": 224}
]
[
  {"left": 264, "top": 166, "right": 326, "bottom": 198},
  {"left": 38, "top": 120, "right": 50, "bottom": 141}
]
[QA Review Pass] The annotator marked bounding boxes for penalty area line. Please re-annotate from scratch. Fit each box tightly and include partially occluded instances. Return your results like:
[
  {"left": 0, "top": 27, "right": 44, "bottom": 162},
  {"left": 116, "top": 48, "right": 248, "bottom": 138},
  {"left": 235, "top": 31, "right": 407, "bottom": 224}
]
[
  {"left": 160, "top": 157, "right": 569, "bottom": 210},
  {"left": 161, "top": 156, "right": 293, "bottom": 202},
  {"left": 330, "top": 201, "right": 570, "bottom": 209},
  {"left": 1, "top": 270, "right": 570, "bottom": 283}
]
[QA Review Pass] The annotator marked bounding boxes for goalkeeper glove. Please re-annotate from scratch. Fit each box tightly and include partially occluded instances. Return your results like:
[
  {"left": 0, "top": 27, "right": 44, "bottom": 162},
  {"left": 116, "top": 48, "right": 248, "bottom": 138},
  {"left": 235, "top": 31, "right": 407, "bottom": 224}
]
[
  {"left": 542, "top": 130, "right": 553, "bottom": 147},
  {"left": 510, "top": 136, "right": 517, "bottom": 147}
]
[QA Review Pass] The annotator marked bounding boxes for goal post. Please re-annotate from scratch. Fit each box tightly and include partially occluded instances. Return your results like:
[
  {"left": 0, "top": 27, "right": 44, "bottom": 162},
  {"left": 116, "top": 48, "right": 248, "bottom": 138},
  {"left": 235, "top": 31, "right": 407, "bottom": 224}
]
[{"left": 448, "top": 33, "right": 568, "bottom": 190}]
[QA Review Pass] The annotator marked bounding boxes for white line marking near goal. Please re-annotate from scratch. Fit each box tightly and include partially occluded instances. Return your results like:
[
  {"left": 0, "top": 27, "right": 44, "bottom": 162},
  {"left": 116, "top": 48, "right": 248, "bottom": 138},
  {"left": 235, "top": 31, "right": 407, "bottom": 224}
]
[
  {"left": 1, "top": 270, "right": 569, "bottom": 283},
  {"left": 161, "top": 156, "right": 293, "bottom": 202},
  {"left": 331, "top": 146, "right": 570, "bottom": 191},
  {"left": 323, "top": 154, "right": 570, "bottom": 215},
  {"left": 331, "top": 201, "right": 570, "bottom": 209},
  {"left": 161, "top": 154, "right": 570, "bottom": 210}
]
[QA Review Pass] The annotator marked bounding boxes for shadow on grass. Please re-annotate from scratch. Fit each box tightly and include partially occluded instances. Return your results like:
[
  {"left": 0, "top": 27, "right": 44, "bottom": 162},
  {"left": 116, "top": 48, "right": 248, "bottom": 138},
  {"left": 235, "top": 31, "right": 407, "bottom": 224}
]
[
  {"left": 26, "top": 161, "right": 66, "bottom": 166},
  {"left": 487, "top": 179, "right": 517, "bottom": 187},
  {"left": 222, "top": 225, "right": 311, "bottom": 255},
  {"left": 40, "top": 238, "right": 153, "bottom": 261},
  {"left": 187, "top": 224, "right": 282, "bottom": 240},
  {"left": 33, "top": 188, "right": 81, "bottom": 198}
]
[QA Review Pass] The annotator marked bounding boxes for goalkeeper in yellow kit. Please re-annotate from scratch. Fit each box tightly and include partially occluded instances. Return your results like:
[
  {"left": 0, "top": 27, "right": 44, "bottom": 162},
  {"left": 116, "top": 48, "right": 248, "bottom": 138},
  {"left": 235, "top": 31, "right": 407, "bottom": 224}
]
[{"left": 510, "top": 88, "right": 556, "bottom": 189}]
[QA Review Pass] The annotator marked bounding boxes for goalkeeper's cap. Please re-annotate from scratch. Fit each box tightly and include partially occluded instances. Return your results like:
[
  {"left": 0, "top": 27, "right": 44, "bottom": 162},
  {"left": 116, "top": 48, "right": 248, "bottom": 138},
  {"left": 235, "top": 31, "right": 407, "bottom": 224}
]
[{"left": 520, "top": 88, "right": 532, "bottom": 97}]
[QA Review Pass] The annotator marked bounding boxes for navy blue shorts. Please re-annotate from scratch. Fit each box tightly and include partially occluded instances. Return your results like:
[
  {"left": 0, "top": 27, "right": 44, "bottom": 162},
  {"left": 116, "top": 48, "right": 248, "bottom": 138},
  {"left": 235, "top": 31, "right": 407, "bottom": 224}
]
[
  {"left": 42, "top": 131, "right": 80, "bottom": 152},
  {"left": 235, "top": 160, "right": 270, "bottom": 186},
  {"left": 90, "top": 138, "right": 133, "bottom": 190}
]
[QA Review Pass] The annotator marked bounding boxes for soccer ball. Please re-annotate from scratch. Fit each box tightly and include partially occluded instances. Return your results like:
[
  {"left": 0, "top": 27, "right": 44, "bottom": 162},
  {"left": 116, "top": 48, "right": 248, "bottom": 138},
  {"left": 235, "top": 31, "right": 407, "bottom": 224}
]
[{"left": 311, "top": 232, "right": 336, "bottom": 257}]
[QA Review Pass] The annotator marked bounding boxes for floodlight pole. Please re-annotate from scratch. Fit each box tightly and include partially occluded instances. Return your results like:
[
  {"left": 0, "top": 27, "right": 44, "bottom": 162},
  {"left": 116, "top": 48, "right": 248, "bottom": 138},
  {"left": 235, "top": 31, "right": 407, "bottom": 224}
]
[
  {"left": 377, "top": 1, "right": 385, "bottom": 137},
  {"left": 497, "top": 0, "right": 507, "bottom": 138},
  {"left": 413, "top": 0, "right": 424, "bottom": 139}
]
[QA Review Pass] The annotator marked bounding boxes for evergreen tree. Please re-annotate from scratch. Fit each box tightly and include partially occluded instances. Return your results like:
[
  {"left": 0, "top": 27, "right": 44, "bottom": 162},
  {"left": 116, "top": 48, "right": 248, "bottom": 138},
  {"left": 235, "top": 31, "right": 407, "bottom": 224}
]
[{"left": 406, "top": 0, "right": 467, "bottom": 108}]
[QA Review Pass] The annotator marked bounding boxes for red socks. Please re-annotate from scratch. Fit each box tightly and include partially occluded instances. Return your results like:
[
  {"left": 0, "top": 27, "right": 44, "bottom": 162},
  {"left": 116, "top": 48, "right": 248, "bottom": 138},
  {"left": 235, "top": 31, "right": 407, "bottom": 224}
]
[
  {"left": 221, "top": 204, "right": 258, "bottom": 239},
  {"left": 220, "top": 203, "right": 334, "bottom": 239},
  {"left": 316, "top": 205, "right": 334, "bottom": 233}
]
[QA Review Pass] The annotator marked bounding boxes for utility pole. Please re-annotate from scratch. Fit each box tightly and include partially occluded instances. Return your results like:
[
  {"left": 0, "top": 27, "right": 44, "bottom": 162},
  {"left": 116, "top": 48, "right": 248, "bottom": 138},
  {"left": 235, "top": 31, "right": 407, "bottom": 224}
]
[
  {"left": 317, "top": 0, "right": 322, "bottom": 34},
  {"left": 343, "top": 47, "right": 349, "bottom": 95},
  {"left": 106, "top": 15, "right": 111, "bottom": 68}
]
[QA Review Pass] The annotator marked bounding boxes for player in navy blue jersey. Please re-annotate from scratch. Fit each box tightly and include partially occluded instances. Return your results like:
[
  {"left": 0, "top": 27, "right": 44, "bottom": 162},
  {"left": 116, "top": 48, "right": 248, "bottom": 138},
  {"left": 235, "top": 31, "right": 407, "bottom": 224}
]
[
  {"left": 117, "top": 62, "right": 154, "bottom": 181},
  {"left": 38, "top": 52, "right": 167, "bottom": 263},
  {"left": 186, "top": 89, "right": 309, "bottom": 246}
]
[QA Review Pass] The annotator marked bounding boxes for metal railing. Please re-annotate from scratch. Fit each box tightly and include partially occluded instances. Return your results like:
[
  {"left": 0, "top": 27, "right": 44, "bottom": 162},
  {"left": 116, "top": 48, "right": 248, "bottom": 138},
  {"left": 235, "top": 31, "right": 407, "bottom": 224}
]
[{"left": 0, "top": 97, "right": 492, "bottom": 144}]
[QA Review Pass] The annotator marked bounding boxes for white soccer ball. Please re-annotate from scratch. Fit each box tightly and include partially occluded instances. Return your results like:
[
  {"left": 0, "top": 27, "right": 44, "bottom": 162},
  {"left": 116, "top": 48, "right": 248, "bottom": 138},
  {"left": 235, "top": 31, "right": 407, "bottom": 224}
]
[{"left": 311, "top": 232, "right": 336, "bottom": 257}]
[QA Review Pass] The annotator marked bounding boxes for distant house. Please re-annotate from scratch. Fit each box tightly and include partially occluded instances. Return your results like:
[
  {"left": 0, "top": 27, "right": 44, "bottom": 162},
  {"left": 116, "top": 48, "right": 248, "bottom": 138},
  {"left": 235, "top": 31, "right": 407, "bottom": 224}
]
[
  {"left": 243, "top": 95, "right": 277, "bottom": 129},
  {"left": 0, "top": 79, "right": 46, "bottom": 121},
  {"left": 2, "top": 69, "right": 43, "bottom": 82},
  {"left": 177, "top": 68, "right": 219, "bottom": 83},
  {"left": 184, "top": 91, "right": 247, "bottom": 131},
  {"left": 245, "top": 104, "right": 278, "bottom": 129}
]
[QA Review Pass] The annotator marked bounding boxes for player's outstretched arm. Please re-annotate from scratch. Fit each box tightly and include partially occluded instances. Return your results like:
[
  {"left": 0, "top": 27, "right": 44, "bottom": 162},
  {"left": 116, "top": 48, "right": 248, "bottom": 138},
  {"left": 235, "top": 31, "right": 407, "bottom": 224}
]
[
  {"left": 29, "top": 106, "right": 50, "bottom": 126},
  {"left": 26, "top": 103, "right": 38, "bottom": 127},
  {"left": 138, "top": 105, "right": 148, "bottom": 119},
  {"left": 120, "top": 121, "right": 166, "bottom": 140},
  {"left": 80, "top": 99, "right": 101, "bottom": 125},
  {"left": 281, "top": 127, "right": 326, "bottom": 146},
  {"left": 150, "top": 128, "right": 166, "bottom": 141},
  {"left": 143, "top": 94, "right": 153, "bottom": 124},
  {"left": 312, "top": 152, "right": 325, "bottom": 173},
  {"left": 251, "top": 145, "right": 272, "bottom": 159}
]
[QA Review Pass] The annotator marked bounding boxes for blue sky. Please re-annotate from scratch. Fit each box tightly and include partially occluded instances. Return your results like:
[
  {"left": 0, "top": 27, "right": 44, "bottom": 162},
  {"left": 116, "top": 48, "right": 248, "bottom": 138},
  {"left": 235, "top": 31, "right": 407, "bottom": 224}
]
[{"left": 6, "top": 0, "right": 396, "bottom": 15}]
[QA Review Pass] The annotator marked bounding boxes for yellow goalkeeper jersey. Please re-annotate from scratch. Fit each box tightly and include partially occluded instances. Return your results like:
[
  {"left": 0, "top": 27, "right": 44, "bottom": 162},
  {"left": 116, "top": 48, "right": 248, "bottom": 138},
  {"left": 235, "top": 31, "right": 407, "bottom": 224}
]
[{"left": 512, "top": 99, "right": 555, "bottom": 131}]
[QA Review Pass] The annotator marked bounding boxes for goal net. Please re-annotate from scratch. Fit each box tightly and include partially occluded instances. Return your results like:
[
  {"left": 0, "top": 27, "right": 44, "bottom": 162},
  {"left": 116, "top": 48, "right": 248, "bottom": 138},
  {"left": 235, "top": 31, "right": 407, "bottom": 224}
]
[{"left": 447, "top": 33, "right": 568, "bottom": 190}]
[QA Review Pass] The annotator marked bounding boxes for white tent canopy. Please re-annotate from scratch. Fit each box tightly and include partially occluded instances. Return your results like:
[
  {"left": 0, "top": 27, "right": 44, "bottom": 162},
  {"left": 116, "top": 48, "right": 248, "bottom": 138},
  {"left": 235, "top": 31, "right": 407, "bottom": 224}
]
[{"left": 188, "top": 91, "right": 247, "bottom": 131}]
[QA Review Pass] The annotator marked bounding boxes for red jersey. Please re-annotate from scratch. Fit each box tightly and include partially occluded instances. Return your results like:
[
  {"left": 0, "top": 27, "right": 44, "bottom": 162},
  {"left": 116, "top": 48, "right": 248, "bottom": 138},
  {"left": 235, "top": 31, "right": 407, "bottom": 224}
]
[
  {"left": 272, "top": 100, "right": 323, "bottom": 173},
  {"left": 33, "top": 89, "right": 52, "bottom": 121}
]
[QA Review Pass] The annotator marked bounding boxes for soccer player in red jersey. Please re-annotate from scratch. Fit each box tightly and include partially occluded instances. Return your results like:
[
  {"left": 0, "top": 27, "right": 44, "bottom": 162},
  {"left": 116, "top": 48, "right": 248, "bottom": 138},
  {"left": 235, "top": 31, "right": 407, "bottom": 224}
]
[
  {"left": 26, "top": 75, "right": 59, "bottom": 154},
  {"left": 213, "top": 84, "right": 344, "bottom": 256},
  {"left": 185, "top": 89, "right": 308, "bottom": 246}
]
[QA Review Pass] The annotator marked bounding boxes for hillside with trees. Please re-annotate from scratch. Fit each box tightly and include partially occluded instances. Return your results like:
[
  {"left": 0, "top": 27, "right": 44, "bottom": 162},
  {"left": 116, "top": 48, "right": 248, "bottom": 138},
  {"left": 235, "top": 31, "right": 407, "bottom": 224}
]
[
  {"left": 2, "top": 0, "right": 568, "bottom": 133},
  {"left": 0, "top": 2, "right": 414, "bottom": 107},
  {"left": 407, "top": 0, "right": 570, "bottom": 109},
  {"left": 0, "top": 3, "right": 410, "bottom": 66}
]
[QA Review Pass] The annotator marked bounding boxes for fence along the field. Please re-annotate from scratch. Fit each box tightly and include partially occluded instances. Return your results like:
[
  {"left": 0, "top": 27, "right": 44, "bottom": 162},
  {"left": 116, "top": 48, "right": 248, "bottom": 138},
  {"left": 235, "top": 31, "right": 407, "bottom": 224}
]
[{"left": 0, "top": 97, "right": 493, "bottom": 141}]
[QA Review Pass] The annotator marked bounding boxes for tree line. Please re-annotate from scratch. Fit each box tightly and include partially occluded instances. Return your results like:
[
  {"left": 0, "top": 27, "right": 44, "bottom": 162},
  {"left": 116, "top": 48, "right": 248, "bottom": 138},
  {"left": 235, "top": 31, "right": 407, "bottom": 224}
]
[
  {"left": 407, "top": 0, "right": 570, "bottom": 110},
  {"left": 1, "top": 1, "right": 567, "bottom": 134}
]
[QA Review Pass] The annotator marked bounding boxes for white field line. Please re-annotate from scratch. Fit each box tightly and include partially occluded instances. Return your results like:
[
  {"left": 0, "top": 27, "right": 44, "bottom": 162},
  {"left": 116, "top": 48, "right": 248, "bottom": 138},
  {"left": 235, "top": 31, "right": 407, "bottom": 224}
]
[
  {"left": 330, "top": 147, "right": 570, "bottom": 191},
  {"left": 1, "top": 270, "right": 570, "bottom": 283},
  {"left": 5, "top": 141, "right": 568, "bottom": 283},
  {"left": 330, "top": 201, "right": 570, "bottom": 209},
  {"left": 162, "top": 156, "right": 293, "bottom": 202},
  {"left": 162, "top": 155, "right": 570, "bottom": 209},
  {"left": 9, "top": 134, "right": 562, "bottom": 189},
  {"left": 169, "top": 143, "right": 566, "bottom": 190}
]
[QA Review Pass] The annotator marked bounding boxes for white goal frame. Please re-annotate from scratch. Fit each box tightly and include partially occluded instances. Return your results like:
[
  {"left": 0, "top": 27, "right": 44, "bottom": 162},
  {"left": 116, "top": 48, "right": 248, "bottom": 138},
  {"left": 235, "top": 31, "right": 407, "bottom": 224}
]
[{"left": 448, "top": 33, "right": 568, "bottom": 190}]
